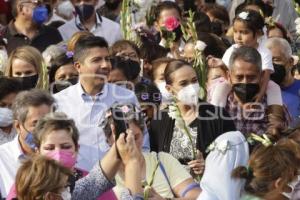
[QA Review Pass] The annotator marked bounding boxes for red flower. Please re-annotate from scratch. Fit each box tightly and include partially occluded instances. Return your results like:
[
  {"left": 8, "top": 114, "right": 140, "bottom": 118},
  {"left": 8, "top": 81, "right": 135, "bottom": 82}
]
[{"left": 164, "top": 16, "right": 180, "bottom": 31}]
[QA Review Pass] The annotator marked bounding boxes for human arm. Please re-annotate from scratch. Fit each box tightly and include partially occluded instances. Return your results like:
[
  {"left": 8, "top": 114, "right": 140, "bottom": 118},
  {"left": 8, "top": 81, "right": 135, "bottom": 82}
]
[
  {"left": 210, "top": 81, "right": 232, "bottom": 107},
  {"left": 254, "top": 70, "right": 271, "bottom": 103},
  {"left": 149, "top": 152, "right": 201, "bottom": 200},
  {"left": 119, "top": 132, "right": 143, "bottom": 196},
  {"left": 147, "top": 177, "right": 201, "bottom": 200},
  {"left": 72, "top": 131, "right": 142, "bottom": 199},
  {"left": 71, "top": 159, "right": 116, "bottom": 199}
]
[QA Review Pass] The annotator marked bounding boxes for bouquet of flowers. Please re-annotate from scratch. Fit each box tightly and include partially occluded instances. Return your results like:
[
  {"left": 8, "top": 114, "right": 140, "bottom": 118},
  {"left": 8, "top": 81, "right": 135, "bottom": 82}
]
[
  {"left": 193, "top": 40, "right": 207, "bottom": 99},
  {"left": 160, "top": 16, "right": 181, "bottom": 48},
  {"left": 120, "top": 0, "right": 140, "bottom": 45},
  {"left": 181, "top": 11, "right": 207, "bottom": 99},
  {"left": 121, "top": 0, "right": 159, "bottom": 46},
  {"left": 181, "top": 10, "right": 198, "bottom": 42}
]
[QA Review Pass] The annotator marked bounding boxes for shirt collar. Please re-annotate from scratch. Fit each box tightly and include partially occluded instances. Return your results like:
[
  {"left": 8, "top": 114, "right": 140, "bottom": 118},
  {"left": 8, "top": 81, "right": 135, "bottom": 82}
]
[
  {"left": 7, "top": 21, "right": 18, "bottom": 36},
  {"left": 11, "top": 135, "right": 26, "bottom": 160},
  {"left": 75, "top": 82, "right": 108, "bottom": 101},
  {"left": 8, "top": 20, "right": 44, "bottom": 37}
]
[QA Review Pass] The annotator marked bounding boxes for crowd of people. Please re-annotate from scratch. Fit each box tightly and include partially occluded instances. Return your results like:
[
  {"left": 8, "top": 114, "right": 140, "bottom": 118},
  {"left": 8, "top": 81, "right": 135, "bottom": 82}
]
[{"left": 0, "top": 0, "right": 300, "bottom": 199}]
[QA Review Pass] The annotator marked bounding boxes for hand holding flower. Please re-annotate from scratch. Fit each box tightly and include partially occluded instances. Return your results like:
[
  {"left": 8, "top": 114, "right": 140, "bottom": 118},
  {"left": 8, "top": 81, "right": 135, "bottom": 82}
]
[{"left": 188, "top": 150, "right": 205, "bottom": 175}]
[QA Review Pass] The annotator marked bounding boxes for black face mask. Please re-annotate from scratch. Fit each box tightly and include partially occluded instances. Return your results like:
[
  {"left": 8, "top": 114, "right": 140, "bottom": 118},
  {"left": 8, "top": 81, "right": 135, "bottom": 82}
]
[
  {"left": 75, "top": 4, "right": 94, "bottom": 21},
  {"left": 232, "top": 83, "right": 260, "bottom": 103},
  {"left": 264, "top": 3, "right": 274, "bottom": 17},
  {"left": 125, "top": 63, "right": 140, "bottom": 81},
  {"left": 105, "top": 0, "right": 121, "bottom": 10},
  {"left": 271, "top": 63, "right": 286, "bottom": 85},
  {"left": 154, "top": 32, "right": 162, "bottom": 44},
  {"left": 16, "top": 74, "right": 39, "bottom": 90},
  {"left": 52, "top": 77, "right": 78, "bottom": 94},
  {"left": 211, "top": 21, "right": 223, "bottom": 36}
]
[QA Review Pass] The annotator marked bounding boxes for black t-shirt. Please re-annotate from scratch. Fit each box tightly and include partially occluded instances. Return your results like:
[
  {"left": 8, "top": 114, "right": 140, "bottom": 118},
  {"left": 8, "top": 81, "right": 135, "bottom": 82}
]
[{"left": 2, "top": 21, "right": 62, "bottom": 54}]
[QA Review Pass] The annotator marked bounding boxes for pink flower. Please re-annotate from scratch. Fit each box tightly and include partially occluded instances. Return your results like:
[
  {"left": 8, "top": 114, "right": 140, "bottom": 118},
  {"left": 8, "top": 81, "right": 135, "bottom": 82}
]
[
  {"left": 121, "top": 105, "right": 130, "bottom": 113},
  {"left": 164, "top": 16, "right": 180, "bottom": 31}
]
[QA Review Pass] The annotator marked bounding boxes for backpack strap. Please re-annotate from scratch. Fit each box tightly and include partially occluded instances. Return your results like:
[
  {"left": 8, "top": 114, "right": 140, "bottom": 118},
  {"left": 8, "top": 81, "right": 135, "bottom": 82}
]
[
  {"left": 156, "top": 153, "right": 200, "bottom": 198},
  {"left": 156, "top": 153, "right": 175, "bottom": 196}
]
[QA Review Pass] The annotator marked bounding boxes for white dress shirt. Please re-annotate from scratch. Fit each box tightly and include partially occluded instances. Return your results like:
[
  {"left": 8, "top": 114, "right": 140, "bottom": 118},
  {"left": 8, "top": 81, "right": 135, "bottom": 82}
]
[
  {"left": 58, "top": 13, "right": 122, "bottom": 46},
  {"left": 54, "top": 83, "right": 143, "bottom": 171},
  {"left": 0, "top": 136, "right": 24, "bottom": 197}
]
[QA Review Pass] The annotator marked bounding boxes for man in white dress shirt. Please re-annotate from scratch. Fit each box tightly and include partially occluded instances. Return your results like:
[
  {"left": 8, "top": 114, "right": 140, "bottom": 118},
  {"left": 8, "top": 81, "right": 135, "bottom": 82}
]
[
  {"left": 58, "top": 0, "right": 122, "bottom": 45},
  {"left": 54, "top": 36, "right": 148, "bottom": 171},
  {"left": 0, "top": 90, "right": 54, "bottom": 198}
]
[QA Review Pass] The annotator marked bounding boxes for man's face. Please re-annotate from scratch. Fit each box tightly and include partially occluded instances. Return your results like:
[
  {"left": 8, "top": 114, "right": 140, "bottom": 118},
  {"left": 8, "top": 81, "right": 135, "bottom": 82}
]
[
  {"left": 270, "top": 47, "right": 293, "bottom": 72},
  {"left": 15, "top": 104, "right": 51, "bottom": 146},
  {"left": 18, "top": 0, "right": 43, "bottom": 20},
  {"left": 229, "top": 59, "right": 261, "bottom": 85},
  {"left": 75, "top": 47, "right": 112, "bottom": 88}
]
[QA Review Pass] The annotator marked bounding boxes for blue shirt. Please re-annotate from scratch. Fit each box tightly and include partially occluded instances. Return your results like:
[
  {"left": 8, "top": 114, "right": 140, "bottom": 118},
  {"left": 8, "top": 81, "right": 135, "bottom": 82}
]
[
  {"left": 282, "top": 80, "right": 300, "bottom": 126},
  {"left": 54, "top": 83, "right": 149, "bottom": 171}
]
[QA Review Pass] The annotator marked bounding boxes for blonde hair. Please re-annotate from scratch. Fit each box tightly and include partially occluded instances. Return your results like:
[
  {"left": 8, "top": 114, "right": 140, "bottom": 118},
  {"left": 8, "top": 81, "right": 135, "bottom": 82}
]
[
  {"left": 67, "top": 31, "right": 94, "bottom": 52},
  {"left": 33, "top": 112, "right": 80, "bottom": 151},
  {"left": 16, "top": 155, "right": 72, "bottom": 200},
  {"left": 5, "top": 46, "right": 48, "bottom": 90}
]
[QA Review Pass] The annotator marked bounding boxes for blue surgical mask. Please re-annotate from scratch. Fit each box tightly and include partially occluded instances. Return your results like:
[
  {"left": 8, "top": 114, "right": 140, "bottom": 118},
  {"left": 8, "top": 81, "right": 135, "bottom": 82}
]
[
  {"left": 25, "top": 132, "right": 36, "bottom": 150},
  {"left": 32, "top": 5, "right": 49, "bottom": 25}
]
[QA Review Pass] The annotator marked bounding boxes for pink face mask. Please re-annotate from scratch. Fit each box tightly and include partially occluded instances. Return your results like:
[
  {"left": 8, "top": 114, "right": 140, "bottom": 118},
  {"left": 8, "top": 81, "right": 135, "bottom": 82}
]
[
  {"left": 46, "top": 149, "right": 77, "bottom": 168},
  {"left": 207, "top": 76, "right": 226, "bottom": 91}
]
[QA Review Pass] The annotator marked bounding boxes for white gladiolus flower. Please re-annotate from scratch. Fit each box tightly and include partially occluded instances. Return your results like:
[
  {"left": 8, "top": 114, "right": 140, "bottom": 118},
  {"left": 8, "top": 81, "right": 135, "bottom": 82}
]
[
  {"left": 295, "top": 17, "right": 300, "bottom": 25},
  {"left": 168, "top": 104, "right": 180, "bottom": 120},
  {"left": 296, "top": 24, "right": 300, "bottom": 35},
  {"left": 195, "top": 40, "right": 207, "bottom": 51}
]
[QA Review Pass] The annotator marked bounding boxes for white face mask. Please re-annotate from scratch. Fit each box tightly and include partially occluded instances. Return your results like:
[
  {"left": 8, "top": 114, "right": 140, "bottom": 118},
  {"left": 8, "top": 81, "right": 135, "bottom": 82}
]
[
  {"left": 0, "top": 49, "right": 8, "bottom": 73},
  {"left": 0, "top": 107, "right": 13, "bottom": 127},
  {"left": 281, "top": 175, "right": 300, "bottom": 199},
  {"left": 61, "top": 187, "right": 72, "bottom": 200},
  {"left": 56, "top": 0, "right": 74, "bottom": 20},
  {"left": 156, "top": 81, "right": 173, "bottom": 103},
  {"left": 176, "top": 83, "right": 200, "bottom": 106}
]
